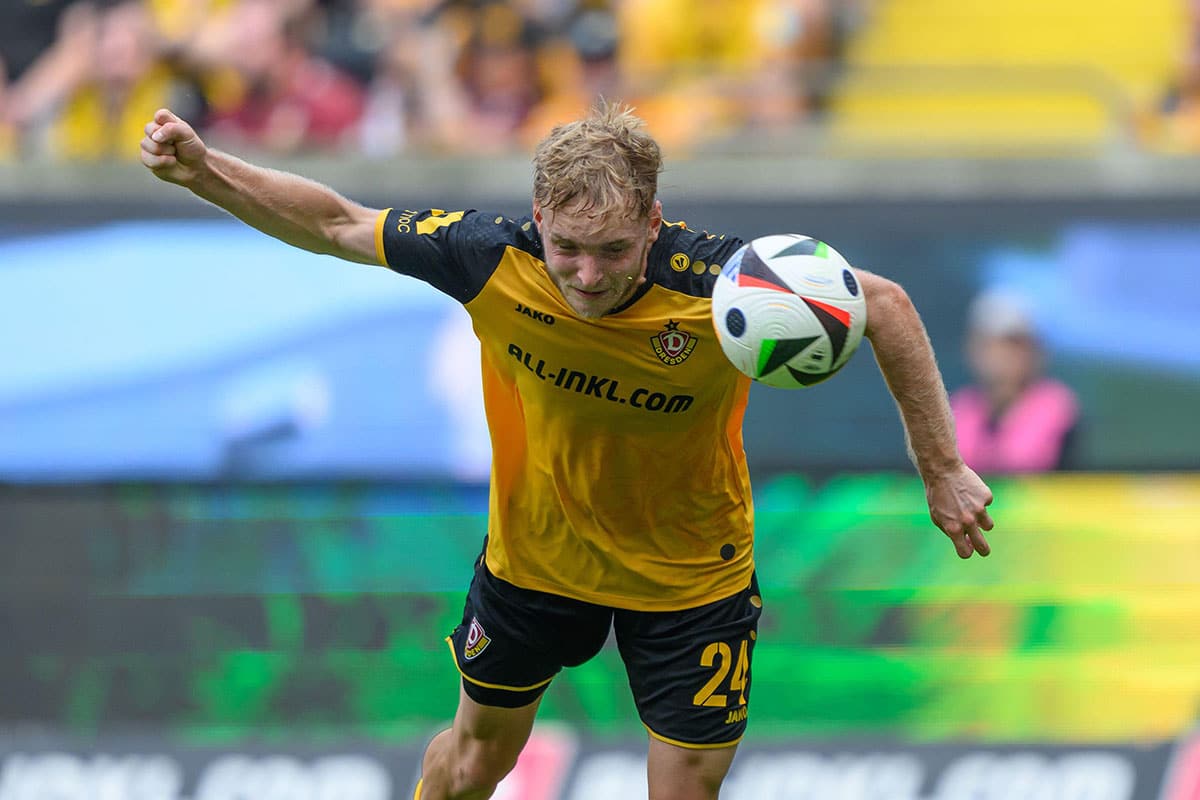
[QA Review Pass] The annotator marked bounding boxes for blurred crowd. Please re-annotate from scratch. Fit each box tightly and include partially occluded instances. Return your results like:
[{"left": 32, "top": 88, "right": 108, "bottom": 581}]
[
  {"left": 6, "top": 0, "right": 1200, "bottom": 162},
  {"left": 0, "top": 0, "right": 864, "bottom": 161},
  {"left": 1145, "top": 0, "right": 1200, "bottom": 152}
]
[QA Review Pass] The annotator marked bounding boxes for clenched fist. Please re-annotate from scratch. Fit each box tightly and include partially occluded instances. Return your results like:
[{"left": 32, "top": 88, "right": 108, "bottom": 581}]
[{"left": 141, "top": 108, "right": 207, "bottom": 186}]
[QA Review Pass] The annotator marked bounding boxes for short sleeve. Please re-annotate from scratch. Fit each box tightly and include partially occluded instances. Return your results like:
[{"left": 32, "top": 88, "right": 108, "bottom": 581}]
[{"left": 376, "top": 208, "right": 540, "bottom": 304}]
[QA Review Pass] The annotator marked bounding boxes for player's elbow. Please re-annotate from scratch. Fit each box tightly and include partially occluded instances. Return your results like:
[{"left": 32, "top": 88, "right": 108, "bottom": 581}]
[
  {"left": 855, "top": 269, "right": 912, "bottom": 340},
  {"left": 324, "top": 204, "right": 382, "bottom": 265}
]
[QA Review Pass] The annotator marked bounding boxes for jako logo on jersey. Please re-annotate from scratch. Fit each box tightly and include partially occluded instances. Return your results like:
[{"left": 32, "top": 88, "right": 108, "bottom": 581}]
[
  {"left": 515, "top": 303, "right": 555, "bottom": 325},
  {"left": 464, "top": 617, "right": 491, "bottom": 660},
  {"left": 651, "top": 320, "right": 697, "bottom": 366},
  {"left": 670, "top": 253, "right": 691, "bottom": 272}
]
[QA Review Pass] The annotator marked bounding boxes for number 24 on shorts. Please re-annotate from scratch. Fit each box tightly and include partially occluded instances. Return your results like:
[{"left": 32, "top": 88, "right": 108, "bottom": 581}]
[{"left": 693, "top": 637, "right": 751, "bottom": 708}]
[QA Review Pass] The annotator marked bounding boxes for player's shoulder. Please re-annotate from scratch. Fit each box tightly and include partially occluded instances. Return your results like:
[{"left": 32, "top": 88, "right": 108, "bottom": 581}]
[
  {"left": 433, "top": 209, "right": 545, "bottom": 296},
  {"left": 378, "top": 208, "right": 544, "bottom": 303},
  {"left": 649, "top": 217, "right": 744, "bottom": 298},
  {"left": 400, "top": 208, "right": 543, "bottom": 257},
  {"left": 458, "top": 210, "right": 543, "bottom": 257}
]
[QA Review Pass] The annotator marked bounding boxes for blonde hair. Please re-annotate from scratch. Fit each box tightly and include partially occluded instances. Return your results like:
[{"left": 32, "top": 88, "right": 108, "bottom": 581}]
[{"left": 532, "top": 99, "right": 663, "bottom": 220}]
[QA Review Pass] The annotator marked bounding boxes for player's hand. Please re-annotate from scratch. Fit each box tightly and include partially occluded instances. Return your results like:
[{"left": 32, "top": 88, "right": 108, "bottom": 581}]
[
  {"left": 924, "top": 462, "right": 994, "bottom": 558},
  {"left": 141, "top": 108, "right": 207, "bottom": 186}
]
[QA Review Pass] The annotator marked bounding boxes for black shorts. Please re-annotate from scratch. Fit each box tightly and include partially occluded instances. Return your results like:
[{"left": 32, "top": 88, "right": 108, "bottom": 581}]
[{"left": 447, "top": 554, "right": 763, "bottom": 748}]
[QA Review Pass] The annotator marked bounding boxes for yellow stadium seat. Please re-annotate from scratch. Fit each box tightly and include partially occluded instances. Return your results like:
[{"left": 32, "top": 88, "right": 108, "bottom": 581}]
[{"left": 829, "top": 0, "right": 1190, "bottom": 155}]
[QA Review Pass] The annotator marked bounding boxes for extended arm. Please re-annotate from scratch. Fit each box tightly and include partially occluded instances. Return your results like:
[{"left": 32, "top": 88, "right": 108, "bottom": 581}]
[
  {"left": 856, "top": 269, "right": 995, "bottom": 558},
  {"left": 140, "top": 108, "right": 380, "bottom": 265}
]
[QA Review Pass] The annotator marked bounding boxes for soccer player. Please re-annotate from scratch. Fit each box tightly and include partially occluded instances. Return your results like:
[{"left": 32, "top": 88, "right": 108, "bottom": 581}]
[{"left": 140, "top": 101, "right": 995, "bottom": 800}]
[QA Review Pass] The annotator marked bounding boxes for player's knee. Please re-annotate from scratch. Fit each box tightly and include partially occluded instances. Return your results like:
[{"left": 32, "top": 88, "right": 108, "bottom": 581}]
[
  {"left": 683, "top": 753, "right": 728, "bottom": 793},
  {"left": 446, "top": 734, "right": 521, "bottom": 796},
  {"left": 649, "top": 744, "right": 735, "bottom": 800}
]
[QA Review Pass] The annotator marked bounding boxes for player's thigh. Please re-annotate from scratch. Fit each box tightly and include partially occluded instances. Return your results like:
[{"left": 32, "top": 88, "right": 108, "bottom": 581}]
[
  {"left": 646, "top": 736, "right": 738, "bottom": 800},
  {"left": 613, "top": 573, "right": 763, "bottom": 749},
  {"left": 448, "top": 550, "right": 613, "bottom": 708}
]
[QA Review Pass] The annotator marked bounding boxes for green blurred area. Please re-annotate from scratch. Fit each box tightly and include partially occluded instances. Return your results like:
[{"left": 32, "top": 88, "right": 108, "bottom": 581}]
[{"left": 5, "top": 473, "right": 1199, "bottom": 743}]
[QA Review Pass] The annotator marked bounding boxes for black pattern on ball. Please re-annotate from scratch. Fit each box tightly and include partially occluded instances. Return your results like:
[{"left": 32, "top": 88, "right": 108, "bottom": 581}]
[{"left": 725, "top": 308, "right": 746, "bottom": 337}]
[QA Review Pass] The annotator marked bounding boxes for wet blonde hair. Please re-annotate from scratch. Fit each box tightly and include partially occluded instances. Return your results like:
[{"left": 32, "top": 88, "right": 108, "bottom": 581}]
[{"left": 532, "top": 99, "right": 663, "bottom": 220}]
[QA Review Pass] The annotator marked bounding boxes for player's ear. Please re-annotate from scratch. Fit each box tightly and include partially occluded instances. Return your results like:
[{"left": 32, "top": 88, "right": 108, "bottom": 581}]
[
  {"left": 532, "top": 203, "right": 544, "bottom": 226},
  {"left": 647, "top": 200, "right": 663, "bottom": 242}
]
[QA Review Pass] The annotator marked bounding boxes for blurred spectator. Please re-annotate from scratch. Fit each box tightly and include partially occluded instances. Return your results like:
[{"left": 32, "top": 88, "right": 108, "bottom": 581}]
[
  {"left": 0, "top": 0, "right": 78, "bottom": 87},
  {"left": 950, "top": 291, "right": 1081, "bottom": 474},
  {"left": 1146, "top": 1, "right": 1200, "bottom": 153},
  {"left": 1155, "top": 57, "right": 1200, "bottom": 151},
  {"left": 454, "top": 2, "right": 543, "bottom": 150},
  {"left": 46, "top": 0, "right": 183, "bottom": 160},
  {"left": 202, "top": 0, "right": 366, "bottom": 153},
  {"left": 369, "top": 19, "right": 467, "bottom": 155},
  {"left": 0, "top": 53, "right": 10, "bottom": 159},
  {"left": 611, "top": 0, "right": 751, "bottom": 150},
  {"left": 313, "top": 0, "right": 480, "bottom": 155},
  {"left": 743, "top": 0, "right": 837, "bottom": 129},
  {"left": 612, "top": 0, "right": 835, "bottom": 152},
  {"left": 517, "top": 2, "right": 622, "bottom": 144},
  {"left": 383, "top": 0, "right": 550, "bottom": 154},
  {"left": 1, "top": 1, "right": 99, "bottom": 157}
]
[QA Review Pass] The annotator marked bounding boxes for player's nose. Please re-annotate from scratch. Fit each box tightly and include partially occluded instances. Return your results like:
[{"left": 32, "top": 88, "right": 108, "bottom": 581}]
[{"left": 575, "top": 255, "right": 605, "bottom": 288}]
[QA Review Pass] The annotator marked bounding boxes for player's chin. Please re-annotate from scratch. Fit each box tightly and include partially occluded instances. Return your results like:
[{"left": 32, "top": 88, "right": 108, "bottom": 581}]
[{"left": 571, "top": 304, "right": 609, "bottom": 320}]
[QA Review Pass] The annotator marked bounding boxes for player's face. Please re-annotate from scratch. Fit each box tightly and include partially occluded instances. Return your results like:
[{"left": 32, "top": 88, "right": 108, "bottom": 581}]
[{"left": 534, "top": 199, "right": 662, "bottom": 319}]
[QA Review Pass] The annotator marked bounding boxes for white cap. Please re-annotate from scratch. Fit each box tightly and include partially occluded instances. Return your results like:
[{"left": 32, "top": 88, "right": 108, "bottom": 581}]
[{"left": 967, "top": 290, "right": 1038, "bottom": 338}]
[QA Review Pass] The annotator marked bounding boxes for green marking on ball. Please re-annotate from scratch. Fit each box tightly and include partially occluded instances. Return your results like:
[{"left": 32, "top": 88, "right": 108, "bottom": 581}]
[
  {"left": 757, "top": 339, "right": 778, "bottom": 378},
  {"left": 814, "top": 240, "right": 829, "bottom": 259}
]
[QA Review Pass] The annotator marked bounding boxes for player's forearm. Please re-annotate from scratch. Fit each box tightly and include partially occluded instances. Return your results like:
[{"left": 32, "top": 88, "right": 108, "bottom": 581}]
[
  {"left": 861, "top": 274, "right": 962, "bottom": 480},
  {"left": 186, "top": 148, "right": 369, "bottom": 262}
]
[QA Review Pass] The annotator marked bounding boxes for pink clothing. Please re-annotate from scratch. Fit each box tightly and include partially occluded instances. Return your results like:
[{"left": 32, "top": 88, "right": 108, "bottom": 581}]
[{"left": 951, "top": 378, "right": 1079, "bottom": 473}]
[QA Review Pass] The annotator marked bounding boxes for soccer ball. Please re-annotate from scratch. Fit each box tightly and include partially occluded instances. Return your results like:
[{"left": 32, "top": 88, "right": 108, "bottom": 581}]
[{"left": 712, "top": 234, "right": 867, "bottom": 388}]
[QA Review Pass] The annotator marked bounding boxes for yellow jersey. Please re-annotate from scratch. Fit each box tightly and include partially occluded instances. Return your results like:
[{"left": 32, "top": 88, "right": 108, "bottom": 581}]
[{"left": 376, "top": 208, "right": 753, "bottom": 611}]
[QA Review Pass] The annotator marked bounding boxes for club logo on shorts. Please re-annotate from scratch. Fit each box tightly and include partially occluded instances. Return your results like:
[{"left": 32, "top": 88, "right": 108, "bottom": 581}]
[
  {"left": 463, "top": 616, "right": 491, "bottom": 660},
  {"left": 651, "top": 320, "right": 697, "bottom": 366}
]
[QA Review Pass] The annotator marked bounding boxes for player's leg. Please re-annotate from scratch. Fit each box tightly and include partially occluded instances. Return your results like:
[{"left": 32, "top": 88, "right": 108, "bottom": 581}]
[
  {"left": 415, "top": 684, "right": 541, "bottom": 800},
  {"left": 417, "top": 544, "right": 613, "bottom": 799},
  {"left": 614, "top": 573, "right": 763, "bottom": 800},
  {"left": 646, "top": 737, "right": 738, "bottom": 800}
]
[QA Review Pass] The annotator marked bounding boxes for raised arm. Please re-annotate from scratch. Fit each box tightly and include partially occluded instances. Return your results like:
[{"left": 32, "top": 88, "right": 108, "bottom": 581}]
[
  {"left": 140, "top": 108, "right": 381, "bottom": 265},
  {"left": 855, "top": 268, "right": 995, "bottom": 559}
]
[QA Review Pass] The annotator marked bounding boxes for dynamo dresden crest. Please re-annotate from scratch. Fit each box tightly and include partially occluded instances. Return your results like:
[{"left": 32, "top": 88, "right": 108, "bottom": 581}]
[
  {"left": 463, "top": 616, "right": 491, "bottom": 660},
  {"left": 651, "top": 320, "right": 697, "bottom": 366}
]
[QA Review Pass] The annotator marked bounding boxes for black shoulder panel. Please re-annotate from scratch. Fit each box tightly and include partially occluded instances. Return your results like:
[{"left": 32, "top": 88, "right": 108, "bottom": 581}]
[{"left": 647, "top": 220, "right": 745, "bottom": 300}]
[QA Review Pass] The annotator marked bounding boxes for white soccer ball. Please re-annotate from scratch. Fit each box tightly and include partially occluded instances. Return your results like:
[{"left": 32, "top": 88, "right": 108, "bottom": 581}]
[{"left": 712, "top": 234, "right": 867, "bottom": 388}]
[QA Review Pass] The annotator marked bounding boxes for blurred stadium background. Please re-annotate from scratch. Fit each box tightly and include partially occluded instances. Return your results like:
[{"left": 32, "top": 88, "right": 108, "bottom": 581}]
[{"left": 2, "top": 0, "right": 1200, "bottom": 798}]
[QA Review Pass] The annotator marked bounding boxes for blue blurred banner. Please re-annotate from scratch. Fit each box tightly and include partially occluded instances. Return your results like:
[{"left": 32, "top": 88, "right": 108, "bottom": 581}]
[
  {"left": 0, "top": 220, "right": 490, "bottom": 481},
  {"left": 982, "top": 222, "right": 1200, "bottom": 369}
]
